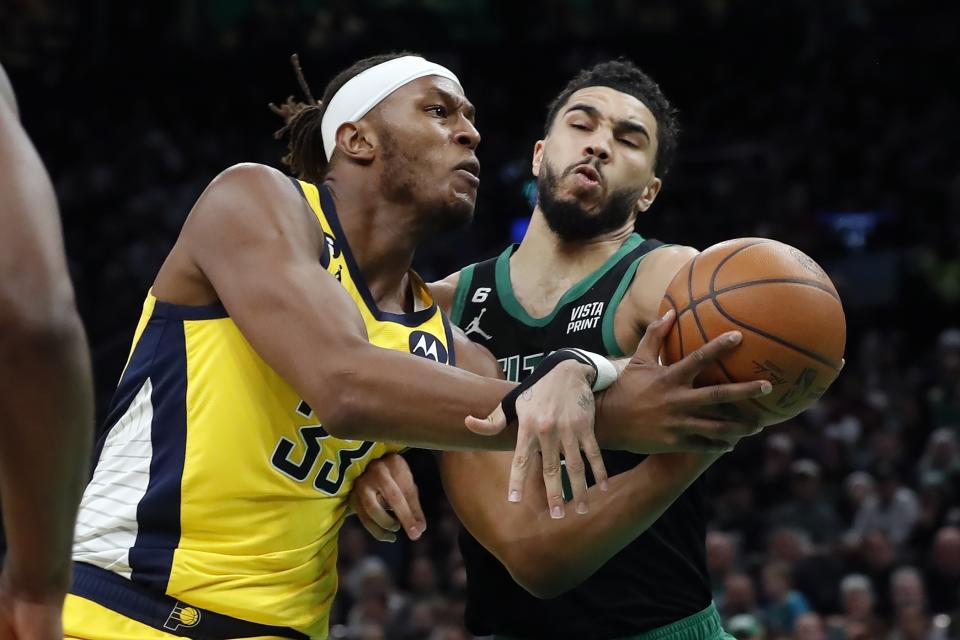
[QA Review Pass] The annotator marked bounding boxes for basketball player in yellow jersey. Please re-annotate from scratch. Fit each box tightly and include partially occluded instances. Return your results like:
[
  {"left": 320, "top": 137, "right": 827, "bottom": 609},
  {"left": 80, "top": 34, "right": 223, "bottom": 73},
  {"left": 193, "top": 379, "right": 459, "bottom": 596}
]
[
  {"left": 65, "top": 53, "right": 765, "bottom": 640},
  {"left": 0, "top": 63, "right": 94, "bottom": 640}
]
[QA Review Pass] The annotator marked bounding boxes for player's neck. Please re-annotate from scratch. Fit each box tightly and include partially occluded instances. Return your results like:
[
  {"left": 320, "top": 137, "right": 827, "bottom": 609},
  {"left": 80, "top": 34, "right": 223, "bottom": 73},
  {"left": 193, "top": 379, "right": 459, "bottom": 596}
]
[
  {"left": 510, "top": 208, "right": 634, "bottom": 316},
  {"left": 514, "top": 208, "right": 635, "bottom": 274},
  {"left": 325, "top": 179, "right": 424, "bottom": 313}
]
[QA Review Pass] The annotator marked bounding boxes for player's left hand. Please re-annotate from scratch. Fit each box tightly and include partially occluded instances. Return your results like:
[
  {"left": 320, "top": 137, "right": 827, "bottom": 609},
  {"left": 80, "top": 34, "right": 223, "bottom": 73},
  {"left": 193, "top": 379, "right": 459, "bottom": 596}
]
[
  {"left": 0, "top": 572, "right": 64, "bottom": 640},
  {"left": 465, "top": 359, "right": 605, "bottom": 520},
  {"left": 348, "top": 453, "right": 426, "bottom": 543}
]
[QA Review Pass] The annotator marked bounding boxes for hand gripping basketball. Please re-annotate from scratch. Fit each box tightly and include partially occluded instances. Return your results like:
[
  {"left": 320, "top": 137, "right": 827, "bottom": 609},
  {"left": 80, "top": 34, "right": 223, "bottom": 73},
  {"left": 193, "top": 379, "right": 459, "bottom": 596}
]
[
  {"left": 659, "top": 238, "right": 846, "bottom": 426},
  {"left": 595, "top": 309, "right": 773, "bottom": 454}
]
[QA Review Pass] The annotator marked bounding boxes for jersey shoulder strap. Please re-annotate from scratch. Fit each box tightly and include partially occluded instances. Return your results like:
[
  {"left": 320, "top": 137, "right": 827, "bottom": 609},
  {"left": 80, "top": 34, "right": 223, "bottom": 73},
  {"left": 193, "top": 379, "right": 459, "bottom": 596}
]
[
  {"left": 600, "top": 237, "right": 669, "bottom": 356},
  {"left": 451, "top": 237, "right": 668, "bottom": 338},
  {"left": 449, "top": 251, "right": 502, "bottom": 327}
]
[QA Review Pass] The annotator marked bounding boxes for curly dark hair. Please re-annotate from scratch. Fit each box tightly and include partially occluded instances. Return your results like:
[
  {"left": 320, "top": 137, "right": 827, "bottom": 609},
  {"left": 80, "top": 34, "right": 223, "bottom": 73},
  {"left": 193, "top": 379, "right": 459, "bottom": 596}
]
[
  {"left": 544, "top": 59, "right": 680, "bottom": 177},
  {"left": 270, "top": 51, "right": 419, "bottom": 183}
]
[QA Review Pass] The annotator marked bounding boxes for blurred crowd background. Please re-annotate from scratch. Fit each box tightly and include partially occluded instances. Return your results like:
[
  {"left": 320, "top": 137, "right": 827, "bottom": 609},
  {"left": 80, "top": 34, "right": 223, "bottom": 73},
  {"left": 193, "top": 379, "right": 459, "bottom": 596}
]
[{"left": 3, "top": 1, "right": 959, "bottom": 639}]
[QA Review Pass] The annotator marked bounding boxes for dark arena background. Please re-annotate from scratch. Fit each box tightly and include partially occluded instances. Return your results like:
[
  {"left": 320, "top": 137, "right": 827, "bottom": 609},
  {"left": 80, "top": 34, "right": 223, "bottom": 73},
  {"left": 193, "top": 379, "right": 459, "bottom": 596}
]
[{"left": 3, "top": 1, "right": 960, "bottom": 638}]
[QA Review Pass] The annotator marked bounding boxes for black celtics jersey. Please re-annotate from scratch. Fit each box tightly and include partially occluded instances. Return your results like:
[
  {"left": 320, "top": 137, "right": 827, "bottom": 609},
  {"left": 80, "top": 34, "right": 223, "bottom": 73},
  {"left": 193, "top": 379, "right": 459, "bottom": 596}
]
[{"left": 449, "top": 233, "right": 712, "bottom": 639}]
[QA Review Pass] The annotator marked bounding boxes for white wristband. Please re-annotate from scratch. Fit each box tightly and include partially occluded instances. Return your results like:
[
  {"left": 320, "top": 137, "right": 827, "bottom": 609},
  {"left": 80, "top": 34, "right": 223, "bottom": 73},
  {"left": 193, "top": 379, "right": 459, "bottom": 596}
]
[{"left": 568, "top": 348, "right": 619, "bottom": 391}]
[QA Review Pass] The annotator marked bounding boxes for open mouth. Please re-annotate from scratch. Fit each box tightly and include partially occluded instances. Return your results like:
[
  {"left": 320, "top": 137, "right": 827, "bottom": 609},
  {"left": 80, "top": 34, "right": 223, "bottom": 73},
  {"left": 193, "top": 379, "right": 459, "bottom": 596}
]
[{"left": 572, "top": 164, "right": 602, "bottom": 186}]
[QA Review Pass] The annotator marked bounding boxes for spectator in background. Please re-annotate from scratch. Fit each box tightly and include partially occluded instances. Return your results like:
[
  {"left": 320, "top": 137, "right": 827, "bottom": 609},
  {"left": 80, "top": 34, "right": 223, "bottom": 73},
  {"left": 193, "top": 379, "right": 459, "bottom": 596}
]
[
  {"left": 406, "top": 556, "right": 440, "bottom": 599},
  {"left": 333, "top": 521, "right": 376, "bottom": 625},
  {"left": 907, "top": 479, "right": 956, "bottom": 552},
  {"left": 343, "top": 557, "right": 408, "bottom": 633},
  {"left": 393, "top": 598, "right": 437, "bottom": 640},
  {"left": 793, "top": 612, "right": 826, "bottom": 640},
  {"left": 727, "top": 614, "right": 765, "bottom": 640},
  {"left": 852, "top": 531, "right": 898, "bottom": 616},
  {"left": 708, "top": 530, "right": 740, "bottom": 601},
  {"left": 353, "top": 624, "right": 385, "bottom": 640},
  {"left": 767, "top": 528, "right": 814, "bottom": 566},
  {"left": 888, "top": 604, "right": 946, "bottom": 640},
  {"left": 841, "top": 471, "right": 876, "bottom": 529},
  {"left": 444, "top": 547, "right": 468, "bottom": 596},
  {"left": 925, "top": 526, "right": 960, "bottom": 614},
  {"left": 756, "top": 435, "right": 796, "bottom": 511},
  {"left": 427, "top": 625, "right": 467, "bottom": 640},
  {"left": 865, "top": 429, "right": 907, "bottom": 479},
  {"left": 713, "top": 476, "right": 767, "bottom": 552},
  {"left": 347, "top": 596, "right": 389, "bottom": 638},
  {"left": 840, "top": 574, "right": 885, "bottom": 639},
  {"left": 927, "top": 329, "right": 960, "bottom": 429},
  {"left": 849, "top": 464, "right": 920, "bottom": 547},
  {"left": 890, "top": 566, "right": 929, "bottom": 616},
  {"left": 768, "top": 459, "right": 840, "bottom": 545},
  {"left": 761, "top": 560, "right": 811, "bottom": 636},
  {"left": 763, "top": 526, "right": 844, "bottom": 612},
  {"left": 722, "top": 573, "right": 764, "bottom": 624},
  {"left": 917, "top": 429, "right": 960, "bottom": 491}
]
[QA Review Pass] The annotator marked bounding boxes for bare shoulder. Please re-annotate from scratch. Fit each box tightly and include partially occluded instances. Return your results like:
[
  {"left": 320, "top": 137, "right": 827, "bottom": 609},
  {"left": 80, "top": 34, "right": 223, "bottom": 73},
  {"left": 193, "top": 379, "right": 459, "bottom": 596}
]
[
  {"left": 429, "top": 271, "right": 461, "bottom": 315},
  {"left": 626, "top": 244, "right": 698, "bottom": 320},
  {"left": 180, "top": 162, "right": 322, "bottom": 254},
  {"left": 610, "top": 244, "right": 698, "bottom": 352},
  {"left": 154, "top": 163, "right": 321, "bottom": 304},
  {"left": 187, "top": 163, "right": 305, "bottom": 228},
  {"left": 451, "top": 324, "right": 502, "bottom": 379},
  {"left": 637, "top": 244, "right": 699, "bottom": 278}
]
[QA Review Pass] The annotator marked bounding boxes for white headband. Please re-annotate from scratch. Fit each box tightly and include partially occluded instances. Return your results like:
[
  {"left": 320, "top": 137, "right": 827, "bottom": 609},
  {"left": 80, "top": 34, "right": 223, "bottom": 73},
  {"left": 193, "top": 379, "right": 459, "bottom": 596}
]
[{"left": 320, "top": 56, "right": 462, "bottom": 161}]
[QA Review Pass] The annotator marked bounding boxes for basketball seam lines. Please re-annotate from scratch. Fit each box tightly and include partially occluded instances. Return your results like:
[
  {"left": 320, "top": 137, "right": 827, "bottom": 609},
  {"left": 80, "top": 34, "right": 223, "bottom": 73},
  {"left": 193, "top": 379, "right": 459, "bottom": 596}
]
[
  {"left": 663, "top": 293, "right": 684, "bottom": 359},
  {"left": 708, "top": 246, "right": 841, "bottom": 371},
  {"left": 694, "top": 277, "right": 840, "bottom": 308},
  {"left": 688, "top": 243, "right": 789, "bottom": 418}
]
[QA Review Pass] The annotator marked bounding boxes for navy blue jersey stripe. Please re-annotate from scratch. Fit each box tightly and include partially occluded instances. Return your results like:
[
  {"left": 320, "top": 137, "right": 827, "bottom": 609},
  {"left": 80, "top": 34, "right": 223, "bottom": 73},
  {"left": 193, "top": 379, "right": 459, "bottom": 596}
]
[
  {"left": 441, "top": 310, "right": 457, "bottom": 367},
  {"left": 95, "top": 317, "right": 169, "bottom": 460},
  {"left": 151, "top": 300, "right": 227, "bottom": 320},
  {"left": 316, "top": 183, "right": 440, "bottom": 328},
  {"left": 128, "top": 321, "right": 188, "bottom": 592}
]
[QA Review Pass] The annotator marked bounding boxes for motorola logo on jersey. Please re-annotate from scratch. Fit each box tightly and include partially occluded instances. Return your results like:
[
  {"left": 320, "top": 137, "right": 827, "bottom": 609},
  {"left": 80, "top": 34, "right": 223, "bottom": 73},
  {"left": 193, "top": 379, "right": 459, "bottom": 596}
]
[{"left": 409, "top": 331, "right": 448, "bottom": 363}]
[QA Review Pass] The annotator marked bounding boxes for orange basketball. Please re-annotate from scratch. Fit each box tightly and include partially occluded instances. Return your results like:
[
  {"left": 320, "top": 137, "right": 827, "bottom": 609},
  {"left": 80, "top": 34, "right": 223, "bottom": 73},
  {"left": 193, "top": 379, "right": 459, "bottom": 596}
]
[{"left": 658, "top": 238, "right": 846, "bottom": 427}]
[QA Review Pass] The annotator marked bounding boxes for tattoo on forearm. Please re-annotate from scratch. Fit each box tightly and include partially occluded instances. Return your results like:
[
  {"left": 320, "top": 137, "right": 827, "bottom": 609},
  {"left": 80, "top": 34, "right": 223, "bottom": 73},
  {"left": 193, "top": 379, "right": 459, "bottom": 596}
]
[{"left": 577, "top": 393, "right": 594, "bottom": 411}]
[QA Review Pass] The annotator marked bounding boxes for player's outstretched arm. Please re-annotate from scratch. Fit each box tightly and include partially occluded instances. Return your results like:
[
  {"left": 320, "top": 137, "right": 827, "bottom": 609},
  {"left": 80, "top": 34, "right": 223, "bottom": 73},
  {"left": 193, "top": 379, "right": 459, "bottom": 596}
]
[
  {"left": 0, "top": 67, "right": 95, "bottom": 638},
  {"left": 432, "top": 269, "right": 771, "bottom": 508},
  {"left": 449, "top": 309, "right": 772, "bottom": 505},
  {"left": 174, "top": 163, "right": 592, "bottom": 453}
]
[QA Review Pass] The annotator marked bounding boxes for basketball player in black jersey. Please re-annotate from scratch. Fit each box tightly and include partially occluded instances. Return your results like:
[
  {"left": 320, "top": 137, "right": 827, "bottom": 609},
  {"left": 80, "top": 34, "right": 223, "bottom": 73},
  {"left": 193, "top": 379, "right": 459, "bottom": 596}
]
[
  {"left": 0, "top": 62, "right": 94, "bottom": 639},
  {"left": 353, "top": 60, "right": 755, "bottom": 639}
]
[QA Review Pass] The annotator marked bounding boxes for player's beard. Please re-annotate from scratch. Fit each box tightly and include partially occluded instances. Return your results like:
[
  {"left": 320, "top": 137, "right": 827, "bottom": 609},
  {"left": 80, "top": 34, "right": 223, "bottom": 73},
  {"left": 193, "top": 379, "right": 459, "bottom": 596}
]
[
  {"left": 379, "top": 128, "right": 474, "bottom": 235},
  {"left": 537, "top": 161, "right": 641, "bottom": 243}
]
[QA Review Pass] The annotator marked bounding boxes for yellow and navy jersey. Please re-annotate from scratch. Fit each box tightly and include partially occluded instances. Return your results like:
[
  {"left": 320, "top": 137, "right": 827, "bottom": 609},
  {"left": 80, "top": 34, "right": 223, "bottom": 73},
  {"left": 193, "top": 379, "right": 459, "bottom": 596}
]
[{"left": 70, "top": 179, "right": 455, "bottom": 639}]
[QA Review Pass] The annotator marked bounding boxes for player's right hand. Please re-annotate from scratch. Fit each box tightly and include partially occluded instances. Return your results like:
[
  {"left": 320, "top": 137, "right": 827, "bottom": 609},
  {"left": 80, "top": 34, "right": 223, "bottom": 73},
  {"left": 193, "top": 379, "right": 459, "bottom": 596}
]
[
  {"left": 349, "top": 453, "right": 426, "bottom": 543},
  {"left": 596, "top": 309, "right": 772, "bottom": 454}
]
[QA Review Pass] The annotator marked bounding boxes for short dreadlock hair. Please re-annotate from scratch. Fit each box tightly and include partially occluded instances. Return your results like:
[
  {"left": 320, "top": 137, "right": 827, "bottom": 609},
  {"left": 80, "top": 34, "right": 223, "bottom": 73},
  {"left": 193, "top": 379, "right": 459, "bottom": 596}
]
[
  {"left": 544, "top": 59, "right": 680, "bottom": 177},
  {"left": 271, "top": 51, "right": 419, "bottom": 184}
]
